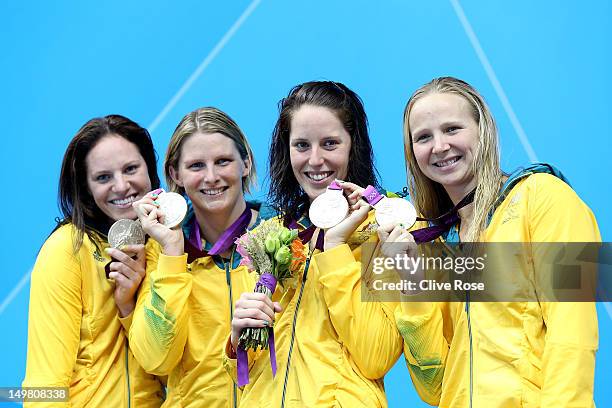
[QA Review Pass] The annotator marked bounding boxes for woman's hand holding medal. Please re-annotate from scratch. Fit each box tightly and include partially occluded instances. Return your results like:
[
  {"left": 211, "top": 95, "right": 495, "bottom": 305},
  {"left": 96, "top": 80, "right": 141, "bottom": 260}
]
[
  {"left": 132, "top": 189, "right": 186, "bottom": 256},
  {"left": 105, "top": 244, "right": 146, "bottom": 317},
  {"left": 322, "top": 180, "right": 371, "bottom": 250}
]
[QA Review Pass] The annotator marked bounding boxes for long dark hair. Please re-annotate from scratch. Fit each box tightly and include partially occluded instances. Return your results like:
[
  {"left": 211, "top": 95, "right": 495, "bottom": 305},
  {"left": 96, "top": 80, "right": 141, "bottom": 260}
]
[
  {"left": 268, "top": 81, "right": 380, "bottom": 222},
  {"left": 57, "top": 115, "right": 160, "bottom": 251}
]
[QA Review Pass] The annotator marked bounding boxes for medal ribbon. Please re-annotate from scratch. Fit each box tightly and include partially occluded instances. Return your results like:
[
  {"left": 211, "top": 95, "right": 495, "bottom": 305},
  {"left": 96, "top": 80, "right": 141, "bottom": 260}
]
[
  {"left": 411, "top": 189, "right": 476, "bottom": 243},
  {"left": 237, "top": 273, "right": 278, "bottom": 386},
  {"left": 361, "top": 185, "right": 475, "bottom": 243},
  {"left": 185, "top": 204, "right": 252, "bottom": 263}
]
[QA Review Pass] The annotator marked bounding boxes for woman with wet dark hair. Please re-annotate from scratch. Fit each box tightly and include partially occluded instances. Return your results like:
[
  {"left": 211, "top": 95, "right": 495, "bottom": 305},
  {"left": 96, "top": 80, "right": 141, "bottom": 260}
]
[
  {"left": 268, "top": 80, "right": 379, "bottom": 222},
  {"left": 226, "top": 81, "right": 401, "bottom": 407},
  {"left": 23, "top": 115, "right": 164, "bottom": 407}
]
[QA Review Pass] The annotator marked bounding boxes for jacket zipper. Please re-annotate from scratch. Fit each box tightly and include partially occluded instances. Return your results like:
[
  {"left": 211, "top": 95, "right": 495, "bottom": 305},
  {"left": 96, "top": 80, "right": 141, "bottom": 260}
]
[
  {"left": 225, "top": 258, "right": 238, "bottom": 408},
  {"left": 465, "top": 291, "right": 473, "bottom": 408},
  {"left": 125, "top": 343, "right": 132, "bottom": 408},
  {"left": 280, "top": 256, "right": 311, "bottom": 408}
]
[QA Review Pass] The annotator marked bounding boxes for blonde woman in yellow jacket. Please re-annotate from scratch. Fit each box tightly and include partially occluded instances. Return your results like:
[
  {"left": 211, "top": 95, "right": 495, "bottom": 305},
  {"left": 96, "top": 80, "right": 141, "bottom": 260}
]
[
  {"left": 319, "top": 77, "right": 600, "bottom": 407},
  {"left": 23, "top": 115, "right": 165, "bottom": 407},
  {"left": 129, "top": 107, "right": 276, "bottom": 408},
  {"left": 225, "top": 81, "right": 402, "bottom": 407}
]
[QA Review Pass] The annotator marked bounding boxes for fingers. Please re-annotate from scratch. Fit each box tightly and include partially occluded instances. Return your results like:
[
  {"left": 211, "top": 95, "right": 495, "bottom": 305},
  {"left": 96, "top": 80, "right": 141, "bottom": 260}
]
[
  {"left": 133, "top": 202, "right": 159, "bottom": 221},
  {"left": 105, "top": 247, "right": 145, "bottom": 277},
  {"left": 119, "top": 244, "right": 146, "bottom": 258},
  {"left": 387, "top": 224, "right": 407, "bottom": 242},
  {"left": 377, "top": 222, "right": 414, "bottom": 242},
  {"left": 230, "top": 314, "right": 269, "bottom": 350},
  {"left": 231, "top": 317, "right": 270, "bottom": 332},
  {"left": 377, "top": 222, "right": 419, "bottom": 260},
  {"left": 336, "top": 180, "right": 365, "bottom": 196},
  {"left": 231, "top": 292, "right": 280, "bottom": 348},
  {"left": 377, "top": 223, "right": 396, "bottom": 242},
  {"left": 234, "top": 292, "right": 276, "bottom": 321},
  {"left": 133, "top": 190, "right": 162, "bottom": 220},
  {"left": 108, "top": 259, "right": 140, "bottom": 281},
  {"left": 336, "top": 180, "right": 366, "bottom": 207},
  {"left": 108, "top": 270, "right": 137, "bottom": 287},
  {"left": 233, "top": 304, "right": 275, "bottom": 325}
]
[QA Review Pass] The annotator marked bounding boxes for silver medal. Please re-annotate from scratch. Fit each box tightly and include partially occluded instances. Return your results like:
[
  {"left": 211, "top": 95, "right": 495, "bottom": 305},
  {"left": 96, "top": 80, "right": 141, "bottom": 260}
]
[
  {"left": 374, "top": 197, "right": 417, "bottom": 228},
  {"left": 362, "top": 185, "right": 417, "bottom": 228},
  {"left": 156, "top": 191, "right": 188, "bottom": 228},
  {"left": 108, "top": 219, "right": 145, "bottom": 249},
  {"left": 309, "top": 189, "right": 349, "bottom": 229}
]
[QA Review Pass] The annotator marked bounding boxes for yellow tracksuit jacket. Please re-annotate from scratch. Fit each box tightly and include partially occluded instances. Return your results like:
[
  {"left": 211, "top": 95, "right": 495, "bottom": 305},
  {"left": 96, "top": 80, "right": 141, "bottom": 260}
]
[
  {"left": 23, "top": 224, "right": 165, "bottom": 407},
  {"left": 129, "top": 204, "right": 275, "bottom": 407},
  {"left": 223, "top": 213, "right": 403, "bottom": 407},
  {"left": 398, "top": 172, "right": 600, "bottom": 407},
  {"left": 317, "top": 171, "right": 600, "bottom": 407}
]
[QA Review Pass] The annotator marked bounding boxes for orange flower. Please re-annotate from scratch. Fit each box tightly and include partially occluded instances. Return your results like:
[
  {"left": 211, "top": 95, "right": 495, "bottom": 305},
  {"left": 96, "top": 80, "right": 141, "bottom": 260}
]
[{"left": 289, "top": 238, "right": 306, "bottom": 272}]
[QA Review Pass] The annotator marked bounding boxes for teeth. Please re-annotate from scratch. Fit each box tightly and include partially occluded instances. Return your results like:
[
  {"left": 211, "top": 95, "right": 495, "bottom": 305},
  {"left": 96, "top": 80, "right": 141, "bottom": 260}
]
[
  {"left": 202, "top": 188, "right": 225, "bottom": 195},
  {"left": 111, "top": 196, "right": 135, "bottom": 205},
  {"left": 434, "top": 157, "right": 460, "bottom": 167},
  {"left": 307, "top": 172, "right": 333, "bottom": 181}
]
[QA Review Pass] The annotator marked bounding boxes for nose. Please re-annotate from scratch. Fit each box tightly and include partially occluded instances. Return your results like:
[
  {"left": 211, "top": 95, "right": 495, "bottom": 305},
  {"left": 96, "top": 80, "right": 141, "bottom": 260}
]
[
  {"left": 112, "top": 174, "right": 130, "bottom": 194},
  {"left": 204, "top": 166, "right": 219, "bottom": 184},
  {"left": 431, "top": 134, "right": 450, "bottom": 155},
  {"left": 308, "top": 146, "right": 325, "bottom": 167}
]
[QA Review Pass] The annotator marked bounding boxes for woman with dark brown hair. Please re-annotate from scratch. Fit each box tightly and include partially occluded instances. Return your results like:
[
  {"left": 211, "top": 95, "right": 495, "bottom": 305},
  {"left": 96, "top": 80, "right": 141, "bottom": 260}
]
[
  {"left": 226, "top": 81, "right": 402, "bottom": 407},
  {"left": 23, "top": 115, "right": 164, "bottom": 407}
]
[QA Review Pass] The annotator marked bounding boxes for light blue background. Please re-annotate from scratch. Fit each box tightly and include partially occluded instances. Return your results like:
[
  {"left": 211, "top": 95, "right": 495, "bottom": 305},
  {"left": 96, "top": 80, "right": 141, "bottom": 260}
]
[{"left": 1, "top": 1, "right": 610, "bottom": 406}]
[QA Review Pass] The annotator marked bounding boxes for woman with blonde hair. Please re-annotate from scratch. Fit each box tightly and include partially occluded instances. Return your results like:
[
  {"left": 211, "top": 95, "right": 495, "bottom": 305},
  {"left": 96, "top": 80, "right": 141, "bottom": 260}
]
[
  {"left": 129, "top": 107, "right": 276, "bottom": 407},
  {"left": 319, "top": 77, "right": 600, "bottom": 406}
]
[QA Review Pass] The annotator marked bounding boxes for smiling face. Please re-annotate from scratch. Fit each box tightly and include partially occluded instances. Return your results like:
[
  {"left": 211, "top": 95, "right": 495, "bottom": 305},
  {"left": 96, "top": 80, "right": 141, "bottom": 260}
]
[
  {"left": 289, "top": 105, "right": 351, "bottom": 202},
  {"left": 170, "top": 132, "right": 250, "bottom": 218},
  {"left": 409, "top": 92, "right": 479, "bottom": 200},
  {"left": 85, "top": 134, "right": 152, "bottom": 222}
]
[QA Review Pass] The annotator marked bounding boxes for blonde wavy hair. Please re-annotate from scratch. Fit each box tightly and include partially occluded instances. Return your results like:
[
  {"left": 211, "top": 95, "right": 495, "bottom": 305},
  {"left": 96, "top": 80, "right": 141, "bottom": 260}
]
[
  {"left": 403, "top": 77, "right": 502, "bottom": 242},
  {"left": 164, "top": 107, "right": 256, "bottom": 195}
]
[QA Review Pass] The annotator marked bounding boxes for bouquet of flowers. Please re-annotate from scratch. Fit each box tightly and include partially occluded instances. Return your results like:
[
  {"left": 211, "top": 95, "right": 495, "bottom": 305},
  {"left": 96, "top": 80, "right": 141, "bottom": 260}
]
[{"left": 234, "top": 219, "right": 307, "bottom": 385}]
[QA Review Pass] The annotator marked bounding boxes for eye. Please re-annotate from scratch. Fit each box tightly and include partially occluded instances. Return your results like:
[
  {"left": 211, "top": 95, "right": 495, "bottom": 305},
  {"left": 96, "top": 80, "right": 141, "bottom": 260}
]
[
  {"left": 96, "top": 174, "right": 111, "bottom": 183},
  {"left": 323, "top": 139, "right": 339, "bottom": 149},
  {"left": 413, "top": 133, "right": 431, "bottom": 143},
  {"left": 293, "top": 141, "right": 309, "bottom": 152},
  {"left": 446, "top": 126, "right": 461, "bottom": 134},
  {"left": 125, "top": 164, "right": 139, "bottom": 174},
  {"left": 188, "top": 162, "right": 204, "bottom": 170},
  {"left": 216, "top": 158, "right": 232, "bottom": 166}
]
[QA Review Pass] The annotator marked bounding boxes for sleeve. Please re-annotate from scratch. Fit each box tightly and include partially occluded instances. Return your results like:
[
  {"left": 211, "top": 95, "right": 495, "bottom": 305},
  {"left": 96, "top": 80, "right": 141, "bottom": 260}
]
[
  {"left": 118, "top": 313, "right": 133, "bottom": 333},
  {"left": 394, "top": 221, "right": 454, "bottom": 405},
  {"left": 22, "top": 229, "right": 82, "bottom": 407},
  {"left": 528, "top": 174, "right": 600, "bottom": 407},
  {"left": 395, "top": 301, "right": 449, "bottom": 405},
  {"left": 313, "top": 244, "right": 403, "bottom": 379},
  {"left": 128, "top": 240, "right": 193, "bottom": 376},
  {"left": 221, "top": 335, "right": 262, "bottom": 386},
  {"left": 222, "top": 336, "right": 239, "bottom": 383}
]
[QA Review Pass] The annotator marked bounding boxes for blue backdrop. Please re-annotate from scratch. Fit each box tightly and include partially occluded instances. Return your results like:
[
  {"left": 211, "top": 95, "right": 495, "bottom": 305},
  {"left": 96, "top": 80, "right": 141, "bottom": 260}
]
[{"left": 1, "top": 1, "right": 610, "bottom": 406}]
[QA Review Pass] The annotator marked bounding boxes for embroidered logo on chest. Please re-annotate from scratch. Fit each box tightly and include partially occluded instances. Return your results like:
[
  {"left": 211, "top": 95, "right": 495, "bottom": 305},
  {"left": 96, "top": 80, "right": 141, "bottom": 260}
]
[
  {"left": 502, "top": 193, "right": 522, "bottom": 224},
  {"left": 93, "top": 248, "right": 105, "bottom": 262},
  {"left": 347, "top": 222, "right": 378, "bottom": 247}
]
